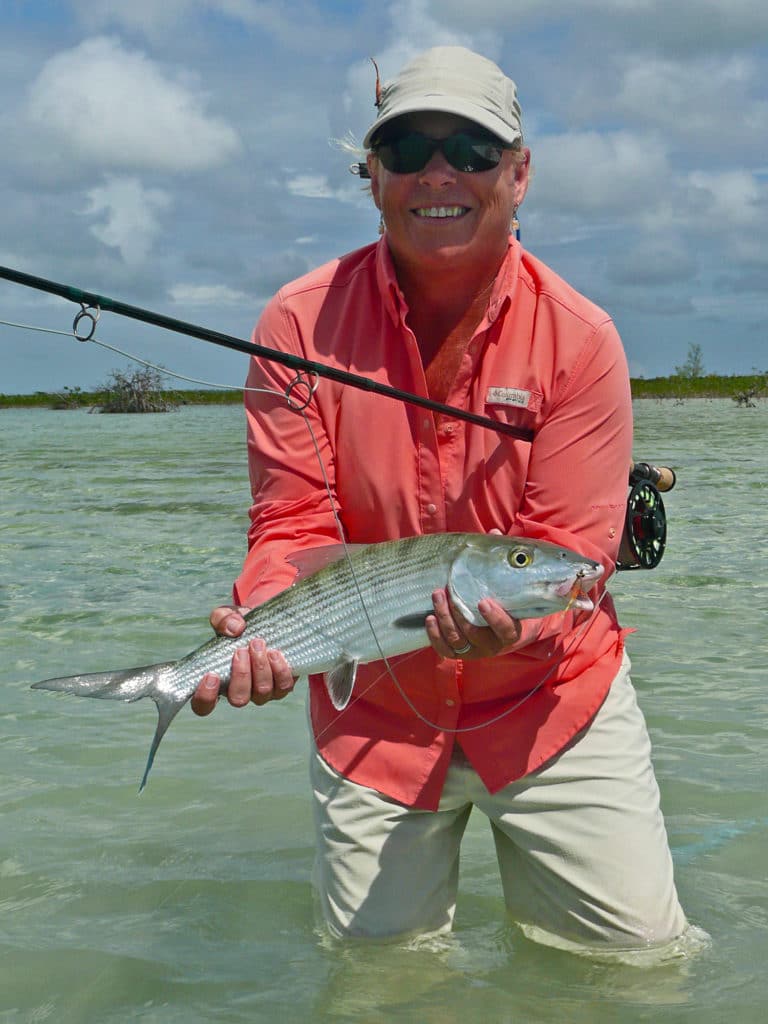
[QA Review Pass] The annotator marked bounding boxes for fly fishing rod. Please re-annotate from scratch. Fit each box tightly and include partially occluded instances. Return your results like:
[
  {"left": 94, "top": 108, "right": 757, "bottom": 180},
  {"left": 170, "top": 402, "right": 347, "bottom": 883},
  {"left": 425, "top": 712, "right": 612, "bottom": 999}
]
[
  {"left": 0, "top": 264, "right": 534, "bottom": 442},
  {"left": 1, "top": 262, "right": 678, "bottom": 570}
]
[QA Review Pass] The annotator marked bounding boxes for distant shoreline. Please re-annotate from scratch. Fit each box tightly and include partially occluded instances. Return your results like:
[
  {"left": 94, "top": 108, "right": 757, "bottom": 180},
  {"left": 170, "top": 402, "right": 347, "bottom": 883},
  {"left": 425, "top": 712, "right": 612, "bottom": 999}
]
[{"left": 1, "top": 374, "right": 765, "bottom": 409}]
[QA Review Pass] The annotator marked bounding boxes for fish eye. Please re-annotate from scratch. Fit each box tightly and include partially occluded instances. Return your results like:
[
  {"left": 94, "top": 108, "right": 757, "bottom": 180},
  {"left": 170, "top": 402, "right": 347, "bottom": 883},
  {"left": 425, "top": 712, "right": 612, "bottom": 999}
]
[{"left": 508, "top": 547, "right": 532, "bottom": 568}]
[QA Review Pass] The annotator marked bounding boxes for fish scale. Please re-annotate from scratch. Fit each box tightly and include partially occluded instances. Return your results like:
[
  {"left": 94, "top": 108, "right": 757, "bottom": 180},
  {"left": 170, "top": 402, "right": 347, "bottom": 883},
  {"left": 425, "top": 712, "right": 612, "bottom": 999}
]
[
  {"left": 203, "top": 533, "right": 462, "bottom": 678},
  {"left": 31, "top": 532, "right": 603, "bottom": 789}
]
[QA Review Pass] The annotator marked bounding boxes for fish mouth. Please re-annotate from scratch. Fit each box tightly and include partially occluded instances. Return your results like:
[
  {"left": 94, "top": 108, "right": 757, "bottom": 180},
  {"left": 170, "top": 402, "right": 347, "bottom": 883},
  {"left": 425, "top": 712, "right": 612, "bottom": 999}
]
[{"left": 553, "top": 565, "right": 604, "bottom": 612}]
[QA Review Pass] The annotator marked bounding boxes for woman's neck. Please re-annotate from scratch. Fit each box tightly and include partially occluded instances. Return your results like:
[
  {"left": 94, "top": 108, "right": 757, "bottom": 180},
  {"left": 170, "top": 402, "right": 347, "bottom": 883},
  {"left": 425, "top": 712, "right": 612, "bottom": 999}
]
[
  {"left": 398, "top": 266, "right": 499, "bottom": 403},
  {"left": 401, "top": 260, "right": 498, "bottom": 354}
]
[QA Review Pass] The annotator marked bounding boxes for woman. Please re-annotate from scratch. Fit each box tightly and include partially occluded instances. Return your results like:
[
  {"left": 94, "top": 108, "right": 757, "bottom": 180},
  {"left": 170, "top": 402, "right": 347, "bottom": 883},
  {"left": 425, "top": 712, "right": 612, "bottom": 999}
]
[{"left": 192, "top": 46, "right": 687, "bottom": 951}]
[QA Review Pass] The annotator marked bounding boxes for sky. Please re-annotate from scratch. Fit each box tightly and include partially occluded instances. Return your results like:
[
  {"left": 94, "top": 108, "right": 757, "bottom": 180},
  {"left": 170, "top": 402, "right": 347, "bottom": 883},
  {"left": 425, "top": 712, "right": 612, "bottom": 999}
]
[{"left": 0, "top": 0, "right": 766, "bottom": 394}]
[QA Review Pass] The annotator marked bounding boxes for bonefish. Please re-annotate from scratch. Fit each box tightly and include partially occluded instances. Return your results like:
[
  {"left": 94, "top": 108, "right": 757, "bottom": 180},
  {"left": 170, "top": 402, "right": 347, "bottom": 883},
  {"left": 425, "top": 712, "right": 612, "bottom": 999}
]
[{"left": 32, "top": 533, "right": 603, "bottom": 789}]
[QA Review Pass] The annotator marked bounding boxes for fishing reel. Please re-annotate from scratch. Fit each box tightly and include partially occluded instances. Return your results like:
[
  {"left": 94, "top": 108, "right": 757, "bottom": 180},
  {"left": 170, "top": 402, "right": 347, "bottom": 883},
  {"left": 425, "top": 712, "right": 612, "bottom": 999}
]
[{"left": 616, "top": 462, "right": 676, "bottom": 571}]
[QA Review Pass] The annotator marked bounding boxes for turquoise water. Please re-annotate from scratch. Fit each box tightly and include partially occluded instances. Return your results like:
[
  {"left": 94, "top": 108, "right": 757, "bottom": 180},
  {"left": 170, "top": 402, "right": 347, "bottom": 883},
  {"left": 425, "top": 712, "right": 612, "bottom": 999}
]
[{"left": 1, "top": 399, "right": 766, "bottom": 1023}]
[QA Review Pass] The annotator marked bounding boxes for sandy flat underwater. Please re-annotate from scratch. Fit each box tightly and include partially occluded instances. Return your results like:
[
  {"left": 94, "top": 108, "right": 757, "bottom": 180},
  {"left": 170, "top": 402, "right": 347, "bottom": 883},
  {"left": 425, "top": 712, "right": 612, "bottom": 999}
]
[{"left": 1, "top": 398, "right": 766, "bottom": 1023}]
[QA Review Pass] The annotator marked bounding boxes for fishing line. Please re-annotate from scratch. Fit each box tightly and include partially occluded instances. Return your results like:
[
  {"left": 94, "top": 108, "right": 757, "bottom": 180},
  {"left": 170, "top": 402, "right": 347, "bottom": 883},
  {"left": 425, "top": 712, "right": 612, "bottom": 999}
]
[
  {"left": 0, "top": 311, "right": 403, "bottom": 712},
  {"left": 0, "top": 316, "right": 264, "bottom": 394},
  {"left": 295, "top": 370, "right": 616, "bottom": 736},
  {"left": 2, "top": 307, "right": 611, "bottom": 737},
  {"left": 0, "top": 317, "right": 76, "bottom": 338},
  {"left": 0, "top": 263, "right": 535, "bottom": 442},
  {"left": 317, "top": 581, "right": 614, "bottom": 740},
  {"left": 280, "top": 358, "right": 617, "bottom": 735}
]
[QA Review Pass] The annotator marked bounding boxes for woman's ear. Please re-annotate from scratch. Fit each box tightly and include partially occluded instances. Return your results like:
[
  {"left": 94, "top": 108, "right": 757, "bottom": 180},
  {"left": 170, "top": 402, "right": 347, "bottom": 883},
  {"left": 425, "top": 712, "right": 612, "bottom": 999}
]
[
  {"left": 512, "top": 148, "right": 531, "bottom": 208},
  {"left": 367, "top": 153, "right": 381, "bottom": 208}
]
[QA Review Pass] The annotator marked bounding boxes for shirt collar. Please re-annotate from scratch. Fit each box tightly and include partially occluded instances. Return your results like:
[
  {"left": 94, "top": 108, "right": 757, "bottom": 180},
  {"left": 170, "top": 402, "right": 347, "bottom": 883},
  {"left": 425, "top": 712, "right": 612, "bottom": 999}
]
[
  {"left": 487, "top": 236, "right": 521, "bottom": 323},
  {"left": 375, "top": 238, "right": 408, "bottom": 327},
  {"left": 375, "top": 235, "right": 521, "bottom": 329}
]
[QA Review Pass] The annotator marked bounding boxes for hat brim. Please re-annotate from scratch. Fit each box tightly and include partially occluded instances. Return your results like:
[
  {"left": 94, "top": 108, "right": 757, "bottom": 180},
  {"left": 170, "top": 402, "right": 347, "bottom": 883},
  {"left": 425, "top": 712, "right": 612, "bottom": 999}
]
[{"left": 363, "top": 98, "right": 522, "bottom": 149}]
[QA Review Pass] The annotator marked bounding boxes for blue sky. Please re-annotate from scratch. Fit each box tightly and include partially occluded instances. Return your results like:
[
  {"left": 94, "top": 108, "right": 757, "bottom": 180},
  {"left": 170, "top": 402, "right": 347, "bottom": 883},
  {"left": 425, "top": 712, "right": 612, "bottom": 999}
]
[{"left": 0, "top": 0, "right": 766, "bottom": 393}]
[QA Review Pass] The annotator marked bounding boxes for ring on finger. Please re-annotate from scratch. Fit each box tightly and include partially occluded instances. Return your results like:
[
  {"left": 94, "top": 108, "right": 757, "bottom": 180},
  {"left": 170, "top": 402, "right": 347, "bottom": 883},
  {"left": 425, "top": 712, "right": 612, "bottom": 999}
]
[{"left": 452, "top": 641, "right": 473, "bottom": 656}]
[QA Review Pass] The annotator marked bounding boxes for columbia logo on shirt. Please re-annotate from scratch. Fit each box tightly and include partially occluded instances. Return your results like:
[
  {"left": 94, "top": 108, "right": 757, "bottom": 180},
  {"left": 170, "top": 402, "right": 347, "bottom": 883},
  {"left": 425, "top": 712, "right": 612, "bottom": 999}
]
[{"left": 486, "top": 386, "right": 533, "bottom": 409}]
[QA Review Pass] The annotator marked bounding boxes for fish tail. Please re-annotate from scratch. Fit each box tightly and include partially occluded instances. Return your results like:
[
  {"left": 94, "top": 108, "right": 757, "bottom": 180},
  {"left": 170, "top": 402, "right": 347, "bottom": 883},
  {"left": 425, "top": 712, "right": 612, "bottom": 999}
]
[
  {"left": 31, "top": 662, "right": 174, "bottom": 700},
  {"left": 139, "top": 696, "right": 182, "bottom": 793},
  {"left": 32, "top": 661, "right": 183, "bottom": 791}
]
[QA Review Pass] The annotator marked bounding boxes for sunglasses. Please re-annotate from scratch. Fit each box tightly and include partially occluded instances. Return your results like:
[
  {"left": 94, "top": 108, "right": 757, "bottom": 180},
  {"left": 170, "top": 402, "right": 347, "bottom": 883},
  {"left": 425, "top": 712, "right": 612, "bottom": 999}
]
[{"left": 373, "top": 130, "right": 508, "bottom": 175}]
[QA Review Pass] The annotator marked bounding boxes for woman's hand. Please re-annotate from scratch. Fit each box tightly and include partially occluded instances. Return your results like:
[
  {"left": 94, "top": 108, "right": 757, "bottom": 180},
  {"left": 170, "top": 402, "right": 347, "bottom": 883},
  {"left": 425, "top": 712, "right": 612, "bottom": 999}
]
[
  {"left": 190, "top": 605, "right": 296, "bottom": 716},
  {"left": 426, "top": 588, "right": 522, "bottom": 660}
]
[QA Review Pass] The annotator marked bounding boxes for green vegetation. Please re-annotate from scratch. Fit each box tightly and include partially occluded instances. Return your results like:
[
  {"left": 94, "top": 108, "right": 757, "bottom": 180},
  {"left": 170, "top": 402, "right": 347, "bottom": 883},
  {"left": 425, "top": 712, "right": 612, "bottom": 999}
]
[
  {"left": 1, "top": 381, "right": 242, "bottom": 410},
  {"left": 674, "top": 341, "right": 705, "bottom": 380},
  {"left": 99, "top": 366, "right": 177, "bottom": 413},
  {"left": 630, "top": 371, "right": 767, "bottom": 402},
  {"left": 1, "top": 372, "right": 766, "bottom": 410}
]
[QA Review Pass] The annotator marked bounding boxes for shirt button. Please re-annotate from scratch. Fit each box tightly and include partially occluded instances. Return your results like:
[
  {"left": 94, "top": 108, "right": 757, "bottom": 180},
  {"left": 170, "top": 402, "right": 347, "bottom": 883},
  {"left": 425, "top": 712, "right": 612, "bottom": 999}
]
[
  {"left": 422, "top": 418, "right": 431, "bottom": 431},
  {"left": 426, "top": 503, "right": 437, "bottom": 515},
  {"left": 445, "top": 699, "right": 455, "bottom": 707}
]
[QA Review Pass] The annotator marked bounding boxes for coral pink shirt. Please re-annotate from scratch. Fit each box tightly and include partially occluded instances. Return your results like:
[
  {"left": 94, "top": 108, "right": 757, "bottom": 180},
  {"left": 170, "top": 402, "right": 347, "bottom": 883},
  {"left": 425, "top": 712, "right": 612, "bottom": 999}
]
[{"left": 233, "top": 237, "right": 633, "bottom": 810}]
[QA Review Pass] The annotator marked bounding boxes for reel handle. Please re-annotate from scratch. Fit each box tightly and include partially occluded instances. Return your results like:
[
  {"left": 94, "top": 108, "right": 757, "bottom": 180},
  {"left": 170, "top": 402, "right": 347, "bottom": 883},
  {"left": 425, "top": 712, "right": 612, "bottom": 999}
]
[{"left": 629, "top": 461, "right": 676, "bottom": 493}]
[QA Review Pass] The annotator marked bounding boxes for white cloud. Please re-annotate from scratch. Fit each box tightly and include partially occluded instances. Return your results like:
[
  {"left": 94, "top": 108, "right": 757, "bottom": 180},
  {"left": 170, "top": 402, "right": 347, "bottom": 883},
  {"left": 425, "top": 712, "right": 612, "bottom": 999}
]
[
  {"left": 168, "top": 283, "right": 250, "bottom": 306},
  {"left": 606, "top": 238, "right": 698, "bottom": 287},
  {"left": 435, "top": 0, "right": 768, "bottom": 52},
  {"left": 26, "top": 36, "right": 241, "bottom": 173},
  {"left": 686, "top": 169, "right": 762, "bottom": 228},
  {"left": 285, "top": 172, "right": 372, "bottom": 207},
  {"left": 342, "top": 0, "right": 493, "bottom": 146},
  {"left": 70, "top": 0, "right": 205, "bottom": 37},
  {"left": 616, "top": 54, "right": 768, "bottom": 147},
  {"left": 70, "top": 0, "right": 363, "bottom": 52},
  {"left": 530, "top": 131, "right": 668, "bottom": 214},
  {"left": 286, "top": 175, "right": 335, "bottom": 200},
  {"left": 83, "top": 176, "right": 171, "bottom": 264}
]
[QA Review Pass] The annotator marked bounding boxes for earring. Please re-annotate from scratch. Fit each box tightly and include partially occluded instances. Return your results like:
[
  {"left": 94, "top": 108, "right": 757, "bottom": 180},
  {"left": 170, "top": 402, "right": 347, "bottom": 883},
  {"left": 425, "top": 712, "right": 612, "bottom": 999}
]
[
  {"left": 511, "top": 207, "right": 520, "bottom": 241},
  {"left": 378, "top": 214, "right": 386, "bottom": 235}
]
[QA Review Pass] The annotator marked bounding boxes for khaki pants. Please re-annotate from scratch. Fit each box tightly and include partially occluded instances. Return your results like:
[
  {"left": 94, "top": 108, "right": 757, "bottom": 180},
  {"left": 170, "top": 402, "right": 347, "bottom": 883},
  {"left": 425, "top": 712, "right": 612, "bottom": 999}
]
[{"left": 310, "top": 654, "right": 687, "bottom": 949}]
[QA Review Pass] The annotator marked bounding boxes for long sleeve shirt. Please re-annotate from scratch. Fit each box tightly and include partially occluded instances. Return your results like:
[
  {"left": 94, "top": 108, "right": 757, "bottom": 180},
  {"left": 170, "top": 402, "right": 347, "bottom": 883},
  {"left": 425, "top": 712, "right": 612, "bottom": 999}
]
[{"left": 232, "top": 236, "right": 633, "bottom": 810}]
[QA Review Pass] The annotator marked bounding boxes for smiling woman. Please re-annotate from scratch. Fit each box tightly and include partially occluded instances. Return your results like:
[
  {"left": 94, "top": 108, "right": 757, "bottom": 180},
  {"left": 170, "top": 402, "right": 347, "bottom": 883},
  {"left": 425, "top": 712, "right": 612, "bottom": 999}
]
[
  {"left": 365, "top": 108, "right": 529, "bottom": 371},
  {"left": 186, "top": 43, "right": 690, "bottom": 954}
]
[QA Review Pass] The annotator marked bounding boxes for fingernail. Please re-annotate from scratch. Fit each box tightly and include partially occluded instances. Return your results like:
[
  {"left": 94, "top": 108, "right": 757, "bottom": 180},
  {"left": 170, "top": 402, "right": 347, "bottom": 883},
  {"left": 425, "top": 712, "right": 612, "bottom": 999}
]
[
  {"left": 202, "top": 673, "right": 218, "bottom": 690},
  {"left": 269, "top": 650, "right": 293, "bottom": 690},
  {"left": 224, "top": 616, "right": 241, "bottom": 636},
  {"left": 250, "top": 639, "right": 266, "bottom": 656}
]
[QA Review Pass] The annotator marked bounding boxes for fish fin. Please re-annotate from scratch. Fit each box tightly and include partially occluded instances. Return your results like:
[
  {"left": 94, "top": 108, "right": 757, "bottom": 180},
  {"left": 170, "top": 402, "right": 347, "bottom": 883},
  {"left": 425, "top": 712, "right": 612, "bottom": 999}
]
[
  {"left": 286, "top": 544, "right": 366, "bottom": 582},
  {"left": 32, "top": 661, "right": 183, "bottom": 791},
  {"left": 324, "top": 660, "right": 359, "bottom": 711},
  {"left": 392, "top": 612, "right": 431, "bottom": 630},
  {"left": 31, "top": 662, "right": 175, "bottom": 701},
  {"left": 139, "top": 697, "right": 185, "bottom": 793},
  {"left": 447, "top": 560, "right": 486, "bottom": 626}
]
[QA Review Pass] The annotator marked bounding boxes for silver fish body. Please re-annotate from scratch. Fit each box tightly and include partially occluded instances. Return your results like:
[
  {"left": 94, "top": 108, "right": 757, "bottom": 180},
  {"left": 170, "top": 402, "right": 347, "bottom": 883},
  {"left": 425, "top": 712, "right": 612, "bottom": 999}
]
[{"left": 32, "top": 532, "right": 602, "bottom": 789}]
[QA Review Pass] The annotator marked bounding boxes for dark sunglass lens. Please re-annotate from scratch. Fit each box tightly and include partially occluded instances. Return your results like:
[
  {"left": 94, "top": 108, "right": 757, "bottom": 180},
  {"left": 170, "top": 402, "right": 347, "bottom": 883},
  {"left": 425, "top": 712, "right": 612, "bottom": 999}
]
[
  {"left": 444, "top": 134, "right": 503, "bottom": 172},
  {"left": 377, "top": 133, "right": 434, "bottom": 173},
  {"left": 375, "top": 131, "right": 505, "bottom": 174}
]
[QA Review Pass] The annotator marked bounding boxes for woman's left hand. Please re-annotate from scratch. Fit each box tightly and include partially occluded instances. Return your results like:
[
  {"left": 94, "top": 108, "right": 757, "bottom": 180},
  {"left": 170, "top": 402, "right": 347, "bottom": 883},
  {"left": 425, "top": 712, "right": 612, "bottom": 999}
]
[{"left": 426, "top": 588, "right": 522, "bottom": 660}]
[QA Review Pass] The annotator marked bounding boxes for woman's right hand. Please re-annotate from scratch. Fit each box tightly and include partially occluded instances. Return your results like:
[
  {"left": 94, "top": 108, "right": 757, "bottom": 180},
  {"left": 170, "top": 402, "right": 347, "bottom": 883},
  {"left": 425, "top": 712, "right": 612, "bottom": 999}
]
[{"left": 190, "top": 605, "right": 296, "bottom": 716}]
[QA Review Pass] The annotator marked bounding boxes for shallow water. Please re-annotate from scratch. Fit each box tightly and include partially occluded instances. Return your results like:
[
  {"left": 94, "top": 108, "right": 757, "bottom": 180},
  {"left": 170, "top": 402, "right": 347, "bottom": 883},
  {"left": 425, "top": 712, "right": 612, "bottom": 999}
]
[{"left": 1, "top": 399, "right": 766, "bottom": 1023}]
